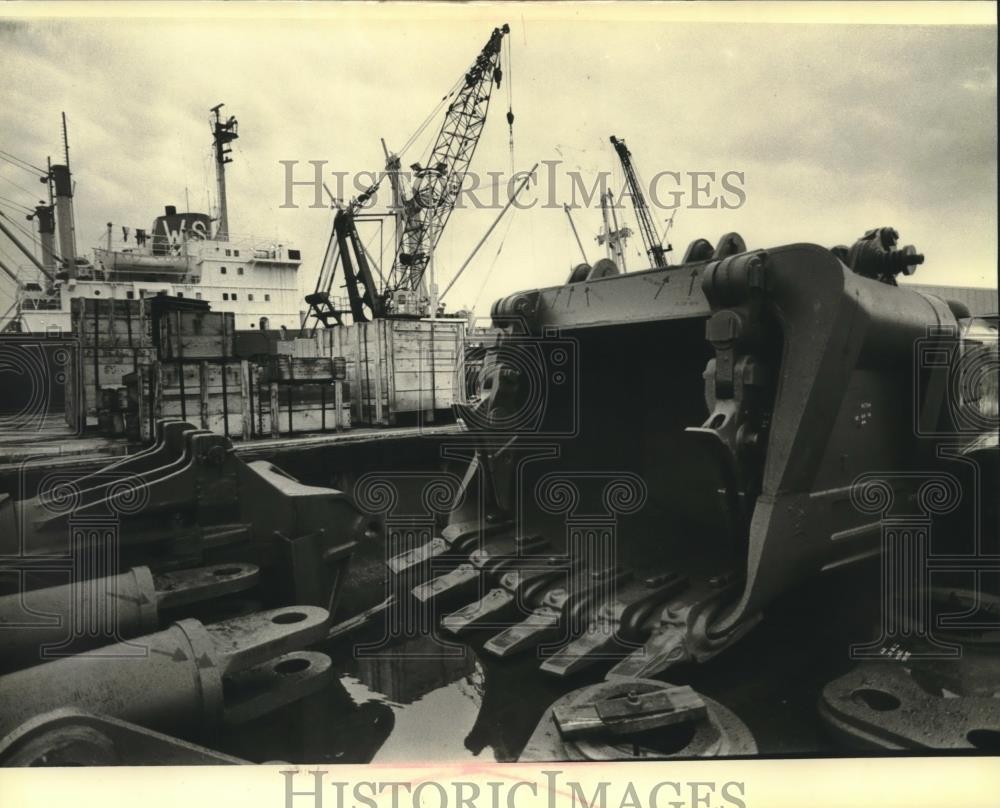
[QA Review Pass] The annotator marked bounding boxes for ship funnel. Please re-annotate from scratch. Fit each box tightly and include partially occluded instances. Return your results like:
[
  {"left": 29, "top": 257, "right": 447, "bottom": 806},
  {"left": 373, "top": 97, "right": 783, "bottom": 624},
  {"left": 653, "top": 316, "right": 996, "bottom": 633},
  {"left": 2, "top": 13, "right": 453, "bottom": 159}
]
[
  {"left": 33, "top": 204, "right": 58, "bottom": 273},
  {"left": 50, "top": 164, "right": 77, "bottom": 277},
  {"left": 165, "top": 205, "right": 177, "bottom": 216}
]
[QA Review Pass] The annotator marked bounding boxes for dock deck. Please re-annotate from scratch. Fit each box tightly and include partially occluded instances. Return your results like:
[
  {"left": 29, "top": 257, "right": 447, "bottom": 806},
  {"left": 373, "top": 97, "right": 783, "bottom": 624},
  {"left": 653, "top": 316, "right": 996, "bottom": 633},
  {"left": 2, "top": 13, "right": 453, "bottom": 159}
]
[{"left": 0, "top": 415, "right": 466, "bottom": 489}]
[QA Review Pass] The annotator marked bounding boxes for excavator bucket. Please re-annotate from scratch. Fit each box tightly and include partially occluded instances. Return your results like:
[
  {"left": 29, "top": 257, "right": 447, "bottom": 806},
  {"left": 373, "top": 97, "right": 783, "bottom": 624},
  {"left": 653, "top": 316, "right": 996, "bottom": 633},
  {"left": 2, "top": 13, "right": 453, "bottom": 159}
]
[{"left": 391, "top": 228, "right": 991, "bottom": 681}]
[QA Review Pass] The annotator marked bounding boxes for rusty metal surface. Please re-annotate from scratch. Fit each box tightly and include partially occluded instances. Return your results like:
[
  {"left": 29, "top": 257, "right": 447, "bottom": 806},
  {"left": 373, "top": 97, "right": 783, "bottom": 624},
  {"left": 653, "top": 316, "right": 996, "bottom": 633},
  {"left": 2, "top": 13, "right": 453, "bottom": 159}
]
[
  {"left": 0, "top": 605, "right": 329, "bottom": 739},
  {"left": 819, "top": 662, "right": 1000, "bottom": 750},
  {"left": 0, "top": 563, "right": 258, "bottom": 667}
]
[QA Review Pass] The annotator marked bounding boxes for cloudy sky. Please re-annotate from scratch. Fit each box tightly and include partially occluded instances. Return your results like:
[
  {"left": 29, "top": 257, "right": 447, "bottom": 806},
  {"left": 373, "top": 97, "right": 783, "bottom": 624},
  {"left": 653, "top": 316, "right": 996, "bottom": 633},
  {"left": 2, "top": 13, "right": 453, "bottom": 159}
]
[{"left": 0, "top": 4, "right": 996, "bottom": 317}]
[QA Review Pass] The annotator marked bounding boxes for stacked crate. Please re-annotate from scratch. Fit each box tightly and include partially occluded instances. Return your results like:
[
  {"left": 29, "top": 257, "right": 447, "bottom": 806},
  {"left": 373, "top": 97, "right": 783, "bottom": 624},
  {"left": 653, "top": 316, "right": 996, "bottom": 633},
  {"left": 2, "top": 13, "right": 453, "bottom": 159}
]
[
  {"left": 252, "top": 355, "right": 350, "bottom": 437},
  {"left": 275, "top": 336, "right": 323, "bottom": 358},
  {"left": 129, "top": 309, "right": 241, "bottom": 442},
  {"left": 130, "top": 359, "right": 248, "bottom": 442},
  {"left": 156, "top": 307, "right": 236, "bottom": 362},
  {"left": 126, "top": 315, "right": 352, "bottom": 442},
  {"left": 69, "top": 298, "right": 155, "bottom": 430},
  {"left": 319, "top": 318, "right": 466, "bottom": 426}
]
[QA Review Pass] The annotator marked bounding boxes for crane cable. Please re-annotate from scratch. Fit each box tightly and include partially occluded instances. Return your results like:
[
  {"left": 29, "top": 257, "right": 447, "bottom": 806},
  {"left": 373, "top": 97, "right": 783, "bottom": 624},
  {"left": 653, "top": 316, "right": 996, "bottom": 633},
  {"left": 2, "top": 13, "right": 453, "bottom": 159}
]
[
  {"left": 0, "top": 208, "right": 44, "bottom": 250},
  {"left": 0, "top": 170, "right": 38, "bottom": 200},
  {"left": 397, "top": 73, "right": 465, "bottom": 160},
  {"left": 0, "top": 195, "right": 33, "bottom": 215},
  {"left": 0, "top": 150, "right": 47, "bottom": 177},
  {"left": 505, "top": 35, "right": 515, "bottom": 175},
  {"left": 0, "top": 205, "right": 68, "bottom": 267},
  {"left": 470, "top": 204, "right": 518, "bottom": 312}
]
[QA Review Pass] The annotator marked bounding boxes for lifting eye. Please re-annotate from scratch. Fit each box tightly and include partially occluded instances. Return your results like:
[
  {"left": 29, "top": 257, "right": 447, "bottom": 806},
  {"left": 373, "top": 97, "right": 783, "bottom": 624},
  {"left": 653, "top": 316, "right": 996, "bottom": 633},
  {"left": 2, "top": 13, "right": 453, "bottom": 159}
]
[{"left": 851, "top": 688, "right": 901, "bottom": 712}]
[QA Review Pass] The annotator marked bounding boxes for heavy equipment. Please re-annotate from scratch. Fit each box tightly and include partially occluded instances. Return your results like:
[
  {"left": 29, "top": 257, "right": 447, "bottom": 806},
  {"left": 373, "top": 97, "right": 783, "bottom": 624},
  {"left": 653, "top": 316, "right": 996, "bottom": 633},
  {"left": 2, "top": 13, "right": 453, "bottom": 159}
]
[
  {"left": 304, "top": 24, "right": 512, "bottom": 327},
  {"left": 610, "top": 135, "right": 671, "bottom": 268},
  {"left": 2, "top": 224, "right": 996, "bottom": 761},
  {"left": 0, "top": 709, "right": 253, "bottom": 766},
  {"left": 0, "top": 419, "right": 365, "bottom": 757},
  {"left": 389, "top": 225, "right": 998, "bottom": 700},
  {"left": 0, "top": 605, "right": 332, "bottom": 739},
  {"left": 0, "top": 420, "right": 366, "bottom": 613}
]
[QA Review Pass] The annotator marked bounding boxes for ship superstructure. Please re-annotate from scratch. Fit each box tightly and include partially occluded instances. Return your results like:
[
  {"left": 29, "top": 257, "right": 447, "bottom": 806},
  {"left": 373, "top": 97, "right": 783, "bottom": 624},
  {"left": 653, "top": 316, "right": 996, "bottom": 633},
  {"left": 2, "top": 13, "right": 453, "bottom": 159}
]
[{"left": 2, "top": 104, "right": 303, "bottom": 334}]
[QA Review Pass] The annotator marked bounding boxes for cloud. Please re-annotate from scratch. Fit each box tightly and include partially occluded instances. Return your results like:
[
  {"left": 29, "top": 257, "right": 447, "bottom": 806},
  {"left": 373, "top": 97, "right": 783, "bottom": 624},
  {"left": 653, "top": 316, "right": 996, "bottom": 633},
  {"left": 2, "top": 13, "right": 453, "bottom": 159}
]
[{"left": 1, "top": 15, "right": 995, "bottom": 317}]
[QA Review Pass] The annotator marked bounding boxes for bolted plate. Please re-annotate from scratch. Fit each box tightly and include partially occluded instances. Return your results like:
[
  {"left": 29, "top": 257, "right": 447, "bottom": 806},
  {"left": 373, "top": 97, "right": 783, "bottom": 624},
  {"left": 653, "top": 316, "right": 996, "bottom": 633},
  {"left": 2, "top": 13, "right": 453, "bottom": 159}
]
[{"left": 554, "top": 683, "right": 707, "bottom": 739}]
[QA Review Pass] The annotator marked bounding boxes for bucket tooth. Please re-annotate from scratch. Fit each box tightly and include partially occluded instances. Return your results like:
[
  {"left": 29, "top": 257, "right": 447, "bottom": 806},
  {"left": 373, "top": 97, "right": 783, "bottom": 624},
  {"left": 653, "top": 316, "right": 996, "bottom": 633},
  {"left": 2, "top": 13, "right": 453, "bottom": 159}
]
[
  {"left": 482, "top": 607, "right": 563, "bottom": 657},
  {"left": 411, "top": 562, "right": 480, "bottom": 605},
  {"left": 441, "top": 588, "right": 517, "bottom": 635},
  {"left": 606, "top": 624, "right": 687, "bottom": 680},
  {"left": 606, "top": 583, "right": 759, "bottom": 680},
  {"left": 387, "top": 536, "right": 451, "bottom": 577},
  {"left": 538, "top": 572, "right": 690, "bottom": 677},
  {"left": 443, "top": 557, "right": 579, "bottom": 637},
  {"left": 410, "top": 533, "right": 551, "bottom": 607},
  {"left": 386, "top": 520, "right": 513, "bottom": 586},
  {"left": 540, "top": 619, "right": 623, "bottom": 677},
  {"left": 480, "top": 563, "right": 628, "bottom": 659}
]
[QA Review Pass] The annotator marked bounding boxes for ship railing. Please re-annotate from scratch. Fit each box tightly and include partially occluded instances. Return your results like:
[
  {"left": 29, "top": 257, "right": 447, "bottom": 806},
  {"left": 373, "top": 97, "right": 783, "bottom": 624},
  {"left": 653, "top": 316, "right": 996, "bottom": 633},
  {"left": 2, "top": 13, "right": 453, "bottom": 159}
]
[{"left": 211, "top": 232, "right": 302, "bottom": 261}]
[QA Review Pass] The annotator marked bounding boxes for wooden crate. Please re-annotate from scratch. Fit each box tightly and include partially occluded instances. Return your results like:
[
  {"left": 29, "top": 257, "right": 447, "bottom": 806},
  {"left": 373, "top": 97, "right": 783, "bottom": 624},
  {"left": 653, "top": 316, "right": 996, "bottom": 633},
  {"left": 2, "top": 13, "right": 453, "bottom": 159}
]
[
  {"left": 256, "top": 356, "right": 337, "bottom": 384},
  {"left": 254, "top": 379, "right": 350, "bottom": 437},
  {"left": 157, "top": 309, "right": 236, "bottom": 360},
  {"left": 69, "top": 298, "right": 151, "bottom": 424},
  {"left": 127, "top": 360, "right": 249, "bottom": 441},
  {"left": 275, "top": 336, "right": 322, "bottom": 358},
  {"left": 131, "top": 360, "right": 351, "bottom": 442},
  {"left": 321, "top": 319, "right": 466, "bottom": 425},
  {"left": 71, "top": 297, "right": 153, "bottom": 348},
  {"left": 74, "top": 345, "right": 156, "bottom": 423}
]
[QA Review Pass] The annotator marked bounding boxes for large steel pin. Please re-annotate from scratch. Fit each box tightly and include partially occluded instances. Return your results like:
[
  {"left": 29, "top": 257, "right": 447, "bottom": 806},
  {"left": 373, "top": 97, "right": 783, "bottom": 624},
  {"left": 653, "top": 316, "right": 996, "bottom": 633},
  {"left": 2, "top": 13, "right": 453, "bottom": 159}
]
[{"left": 0, "top": 605, "right": 329, "bottom": 738}]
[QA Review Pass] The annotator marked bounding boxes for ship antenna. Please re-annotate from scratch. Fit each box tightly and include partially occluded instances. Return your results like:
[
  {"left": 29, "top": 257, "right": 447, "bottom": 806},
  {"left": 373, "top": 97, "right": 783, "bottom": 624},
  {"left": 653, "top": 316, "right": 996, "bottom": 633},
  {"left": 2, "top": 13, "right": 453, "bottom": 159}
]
[
  {"left": 61, "top": 112, "right": 70, "bottom": 171},
  {"left": 210, "top": 103, "right": 238, "bottom": 242}
]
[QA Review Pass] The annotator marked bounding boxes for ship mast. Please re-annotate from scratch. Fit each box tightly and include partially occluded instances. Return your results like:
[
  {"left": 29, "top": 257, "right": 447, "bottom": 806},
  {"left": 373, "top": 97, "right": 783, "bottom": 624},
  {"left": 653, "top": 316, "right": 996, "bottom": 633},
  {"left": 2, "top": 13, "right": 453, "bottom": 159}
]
[
  {"left": 48, "top": 113, "right": 77, "bottom": 274},
  {"left": 210, "top": 103, "right": 239, "bottom": 241}
]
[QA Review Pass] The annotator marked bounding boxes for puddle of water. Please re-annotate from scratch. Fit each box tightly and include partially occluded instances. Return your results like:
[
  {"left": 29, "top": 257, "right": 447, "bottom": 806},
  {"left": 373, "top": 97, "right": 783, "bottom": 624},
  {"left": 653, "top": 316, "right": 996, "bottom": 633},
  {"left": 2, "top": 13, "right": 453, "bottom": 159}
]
[
  {"left": 325, "top": 629, "right": 569, "bottom": 763},
  {"left": 338, "top": 634, "right": 491, "bottom": 762},
  {"left": 339, "top": 671, "right": 488, "bottom": 762}
]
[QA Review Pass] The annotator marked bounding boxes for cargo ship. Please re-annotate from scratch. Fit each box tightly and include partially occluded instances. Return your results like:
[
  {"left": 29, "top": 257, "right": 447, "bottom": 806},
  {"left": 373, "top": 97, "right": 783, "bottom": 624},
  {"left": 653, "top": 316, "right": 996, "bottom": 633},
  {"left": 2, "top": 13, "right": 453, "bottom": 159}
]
[{"left": 1, "top": 104, "right": 303, "bottom": 335}]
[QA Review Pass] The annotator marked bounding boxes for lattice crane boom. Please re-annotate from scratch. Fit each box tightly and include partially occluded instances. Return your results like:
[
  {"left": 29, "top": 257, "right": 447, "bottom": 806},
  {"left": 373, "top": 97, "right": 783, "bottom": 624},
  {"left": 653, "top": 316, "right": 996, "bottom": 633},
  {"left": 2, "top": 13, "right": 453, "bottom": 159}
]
[
  {"left": 609, "top": 135, "right": 670, "bottom": 269},
  {"left": 384, "top": 23, "right": 510, "bottom": 316},
  {"left": 304, "top": 23, "right": 510, "bottom": 329}
]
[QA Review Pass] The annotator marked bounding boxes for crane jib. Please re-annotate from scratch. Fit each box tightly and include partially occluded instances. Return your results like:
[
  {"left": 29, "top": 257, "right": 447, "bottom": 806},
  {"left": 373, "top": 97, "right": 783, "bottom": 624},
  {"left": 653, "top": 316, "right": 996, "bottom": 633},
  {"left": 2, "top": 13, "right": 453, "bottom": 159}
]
[{"left": 305, "top": 23, "right": 512, "bottom": 326}]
